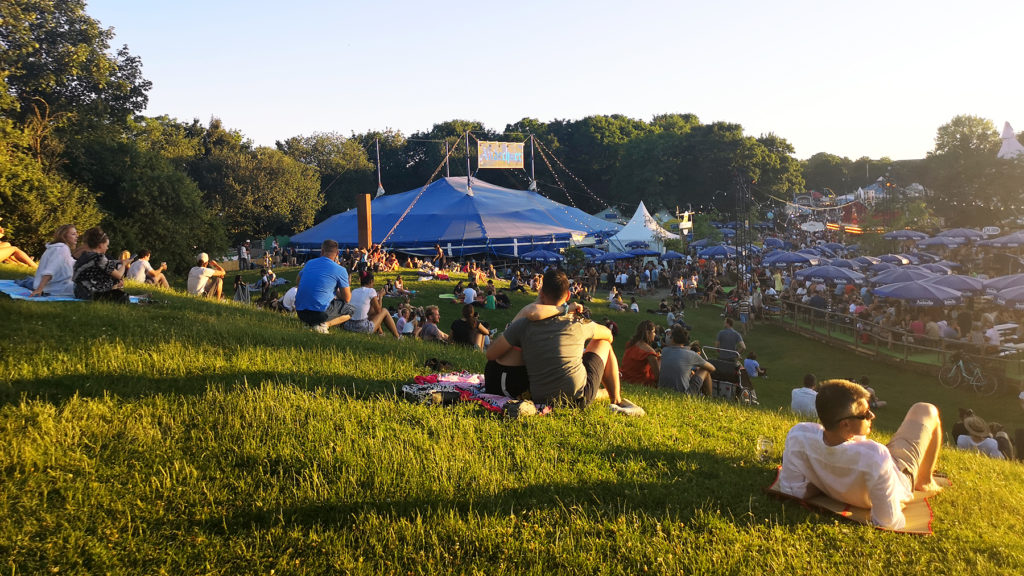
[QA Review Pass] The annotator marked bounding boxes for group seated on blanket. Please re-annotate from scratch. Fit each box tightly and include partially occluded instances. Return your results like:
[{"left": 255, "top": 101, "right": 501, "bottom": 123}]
[
  {"left": 383, "top": 275, "right": 413, "bottom": 297},
  {"left": 485, "top": 269, "right": 644, "bottom": 415},
  {"left": 777, "top": 379, "right": 945, "bottom": 530}
]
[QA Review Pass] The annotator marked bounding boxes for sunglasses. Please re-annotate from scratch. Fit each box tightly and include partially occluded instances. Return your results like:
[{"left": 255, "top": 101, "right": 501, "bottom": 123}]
[{"left": 841, "top": 409, "right": 874, "bottom": 422}]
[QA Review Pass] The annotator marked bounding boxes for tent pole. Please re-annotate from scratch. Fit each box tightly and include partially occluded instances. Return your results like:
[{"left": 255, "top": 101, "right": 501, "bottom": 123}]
[
  {"left": 465, "top": 131, "right": 471, "bottom": 193},
  {"left": 530, "top": 135, "right": 535, "bottom": 186},
  {"left": 375, "top": 138, "right": 383, "bottom": 193},
  {"left": 445, "top": 141, "right": 450, "bottom": 178}
]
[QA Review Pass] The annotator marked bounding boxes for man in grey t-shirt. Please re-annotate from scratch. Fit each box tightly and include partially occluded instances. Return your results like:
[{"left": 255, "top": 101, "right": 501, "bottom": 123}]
[
  {"left": 487, "top": 269, "right": 640, "bottom": 412},
  {"left": 659, "top": 325, "right": 715, "bottom": 395},
  {"left": 714, "top": 317, "right": 746, "bottom": 359}
]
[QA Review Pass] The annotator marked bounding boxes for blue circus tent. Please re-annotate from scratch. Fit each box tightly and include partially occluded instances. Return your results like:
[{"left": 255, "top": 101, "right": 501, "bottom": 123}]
[{"left": 290, "top": 177, "right": 621, "bottom": 256}]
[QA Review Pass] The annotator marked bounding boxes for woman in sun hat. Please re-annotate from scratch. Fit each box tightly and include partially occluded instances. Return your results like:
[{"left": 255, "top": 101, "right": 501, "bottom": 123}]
[{"left": 955, "top": 413, "right": 1004, "bottom": 459}]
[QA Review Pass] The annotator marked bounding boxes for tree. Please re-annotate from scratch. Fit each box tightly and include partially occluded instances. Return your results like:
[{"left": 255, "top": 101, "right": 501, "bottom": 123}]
[
  {"left": 0, "top": 0, "right": 151, "bottom": 123},
  {"left": 747, "top": 133, "right": 804, "bottom": 200},
  {"left": 194, "top": 146, "right": 323, "bottom": 242},
  {"left": 277, "top": 132, "right": 374, "bottom": 218},
  {"left": 0, "top": 134, "right": 102, "bottom": 255},
  {"left": 802, "top": 152, "right": 850, "bottom": 193},
  {"left": 69, "top": 138, "right": 225, "bottom": 273},
  {"left": 924, "top": 115, "right": 1002, "bottom": 225},
  {"left": 931, "top": 115, "right": 999, "bottom": 157}
]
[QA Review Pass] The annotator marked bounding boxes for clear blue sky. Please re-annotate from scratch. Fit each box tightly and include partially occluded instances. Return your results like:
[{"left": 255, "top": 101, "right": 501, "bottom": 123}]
[{"left": 87, "top": 0, "right": 1022, "bottom": 161}]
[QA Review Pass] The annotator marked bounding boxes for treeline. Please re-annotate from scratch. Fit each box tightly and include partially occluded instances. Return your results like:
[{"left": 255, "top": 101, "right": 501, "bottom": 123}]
[{"left": 3, "top": 1, "right": 1022, "bottom": 274}]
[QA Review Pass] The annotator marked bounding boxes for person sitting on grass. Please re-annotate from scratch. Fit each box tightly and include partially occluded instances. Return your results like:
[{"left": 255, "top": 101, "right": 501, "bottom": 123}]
[
  {"left": 342, "top": 272, "right": 400, "bottom": 339},
  {"left": 420, "top": 305, "right": 450, "bottom": 343},
  {"left": 31, "top": 224, "right": 79, "bottom": 297},
  {"left": 187, "top": 252, "right": 226, "bottom": 299},
  {"left": 790, "top": 373, "right": 818, "bottom": 419},
  {"left": 72, "top": 227, "right": 130, "bottom": 303},
  {"left": 952, "top": 411, "right": 1005, "bottom": 459},
  {"left": 486, "top": 269, "right": 643, "bottom": 414},
  {"left": 743, "top": 351, "right": 767, "bottom": 378},
  {"left": 450, "top": 303, "right": 491, "bottom": 351},
  {"left": 294, "top": 239, "right": 352, "bottom": 334},
  {"left": 658, "top": 325, "right": 715, "bottom": 396},
  {"left": 126, "top": 249, "right": 170, "bottom": 288},
  {"left": 621, "top": 320, "right": 660, "bottom": 387},
  {"left": 778, "top": 379, "right": 944, "bottom": 530}
]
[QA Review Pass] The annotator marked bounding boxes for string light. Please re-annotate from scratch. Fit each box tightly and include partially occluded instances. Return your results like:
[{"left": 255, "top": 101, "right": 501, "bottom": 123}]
[
  {"left": 533, "top": 138, "right": 611, "bottom": 210},
  {"left": 379, "top": 131, "right": 466, "bottom": 245}
]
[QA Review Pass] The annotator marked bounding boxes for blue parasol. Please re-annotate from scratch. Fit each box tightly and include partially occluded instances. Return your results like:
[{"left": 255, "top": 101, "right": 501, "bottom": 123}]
[
  {"left": 520, "top": 249, "right": 565, "bottom": 262},
  {"left": 922, "top": 274, "right": 984, "bottom": 296},
  {"left": 795, "top": 265, "right": 866, "bottom": 286},
  {"left": 872, "top": 281, "right": 963, "bottom": 306}
]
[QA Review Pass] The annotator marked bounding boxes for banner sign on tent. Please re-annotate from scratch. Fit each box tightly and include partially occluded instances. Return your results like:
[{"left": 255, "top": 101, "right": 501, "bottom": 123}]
[{"left": 478, "top": 141, "right": 524, "bottom": 169}]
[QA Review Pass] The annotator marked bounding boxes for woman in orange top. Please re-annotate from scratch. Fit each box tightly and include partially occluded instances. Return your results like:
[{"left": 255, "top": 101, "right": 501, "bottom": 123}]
[{"left": 621, "top": 320, "right": 660, "bottom": 387}]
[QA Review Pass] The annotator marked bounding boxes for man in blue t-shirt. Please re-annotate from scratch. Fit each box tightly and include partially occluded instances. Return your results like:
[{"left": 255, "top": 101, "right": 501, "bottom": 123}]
[{"left": 295, "top": 239, "right": 352, "bottom": 333}]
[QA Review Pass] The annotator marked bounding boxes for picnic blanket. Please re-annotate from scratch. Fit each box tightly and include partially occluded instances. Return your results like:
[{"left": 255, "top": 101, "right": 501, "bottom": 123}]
[
  {"left": 0, "top": 280, "right": 144, "bottom": 304},
  {"left": 401, "top": 372, "right": 551, "bottom": 416},
  {"left": 764, "top": 467, "right": 950, "bottom": 535}
]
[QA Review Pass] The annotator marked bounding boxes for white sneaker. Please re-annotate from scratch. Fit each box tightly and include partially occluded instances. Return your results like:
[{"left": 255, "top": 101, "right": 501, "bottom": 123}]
[{"left": 312, "top": 323, "right": 329, "bottom": 334}]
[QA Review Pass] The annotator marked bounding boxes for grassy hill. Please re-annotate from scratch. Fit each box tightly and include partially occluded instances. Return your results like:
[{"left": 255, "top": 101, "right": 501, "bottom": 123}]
[{"left": 1, "top": 263, "right": 1022, "bottom": 575}]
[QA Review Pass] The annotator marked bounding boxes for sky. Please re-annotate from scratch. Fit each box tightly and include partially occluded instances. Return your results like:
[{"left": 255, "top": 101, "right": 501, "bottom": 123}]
[{"left": 86, "top": 0, "right": 1023, "bottom": 161}]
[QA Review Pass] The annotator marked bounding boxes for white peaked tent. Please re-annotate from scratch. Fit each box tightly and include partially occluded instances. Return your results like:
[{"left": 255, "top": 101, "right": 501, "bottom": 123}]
[
  {"left": 998, "top": 122, "right": 1024, "bottom": 159},
  {"left": 607, "top": 201, "right": 679, "bottom": 251}
]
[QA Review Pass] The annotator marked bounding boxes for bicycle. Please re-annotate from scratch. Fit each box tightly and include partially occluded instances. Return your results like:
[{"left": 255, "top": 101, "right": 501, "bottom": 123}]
[{"left": 938, "top": 350, "right": 998, "bottom": 396}]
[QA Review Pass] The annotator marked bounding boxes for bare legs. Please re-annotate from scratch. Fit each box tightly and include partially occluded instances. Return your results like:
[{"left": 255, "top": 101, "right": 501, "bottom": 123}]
[
  {"left": 0, "top": 244, "right": 36, "bottom": 268},
  {"left": 889, "top": 402, "right": 944, "bottom": 493},
  {"left": 370, "top": 309, "right": 401, "bottom": 338},
  {"left": 585, "top": 339, "right": 624, "bottom": 405}
]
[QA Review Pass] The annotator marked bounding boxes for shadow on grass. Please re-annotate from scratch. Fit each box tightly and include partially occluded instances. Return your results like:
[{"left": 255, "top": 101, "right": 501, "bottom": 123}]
[
  {"left": 0, "top": 371, "right": 426, "bottom": 406},
  {"left": 204, "top": 447, "right": 810, "bottom": 536}
]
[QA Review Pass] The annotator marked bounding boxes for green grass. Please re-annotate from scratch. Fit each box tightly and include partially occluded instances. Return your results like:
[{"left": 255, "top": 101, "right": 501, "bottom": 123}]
[{"left": 1, "top": 263, "right": 1023, "bottom": 574}]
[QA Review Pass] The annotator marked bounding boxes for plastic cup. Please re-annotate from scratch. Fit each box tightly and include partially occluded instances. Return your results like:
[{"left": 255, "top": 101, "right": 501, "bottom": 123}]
[{"left": 756, "top": 436, "right": 774, "bottom": 463}]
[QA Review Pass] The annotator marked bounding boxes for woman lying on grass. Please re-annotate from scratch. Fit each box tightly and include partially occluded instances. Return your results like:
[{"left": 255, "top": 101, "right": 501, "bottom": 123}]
[{"left": 0, "top": 219, "right": 36, "bottom": 268}]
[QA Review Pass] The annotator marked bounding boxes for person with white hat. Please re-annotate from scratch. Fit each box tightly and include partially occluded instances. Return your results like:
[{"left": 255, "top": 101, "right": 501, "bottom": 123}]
[{"left": 187, "top": 252, "right": 225, "bottom": 298}]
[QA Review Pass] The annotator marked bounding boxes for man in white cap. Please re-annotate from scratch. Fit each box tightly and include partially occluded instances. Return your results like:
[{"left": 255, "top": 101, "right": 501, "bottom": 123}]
[{"left": 187, "top": 252, "right": 226, "bottom": 298}]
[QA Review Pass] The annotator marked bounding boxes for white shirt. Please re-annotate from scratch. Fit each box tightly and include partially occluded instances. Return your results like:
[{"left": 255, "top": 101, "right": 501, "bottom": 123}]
[
  {"left": 33, "top": 242, "right": 76, "bottom": 296},
  {"left": 347, "top": 286, "right": 377, "bottom": 321},
  {"left": 630, "top": 302, "right": 639, "bottom": 313},
  {"left": 280, "top": 286, "right": 297, "bottom": 311},
  {"left": 462, "top": 287, "right": 477, "bottom": 304},
  {"left": 779, "top": 422, "right": 913, "bottom": 529},
  {"left": 187, "top": 266, "right": 218, "bottom": 295},
  {"left": 790, "top": 387, "right": 818, "bottom": 418},
  {"left": 956, "top": 435, "right": 1004, "bottom": 459},
  {"left": 127, "top": 259, "right": 153, "bottom": 283}
]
